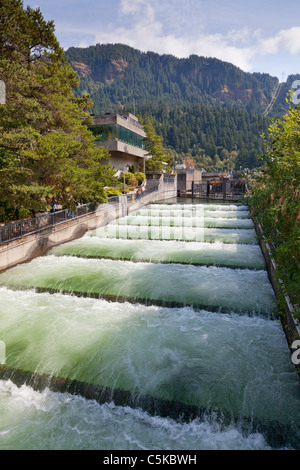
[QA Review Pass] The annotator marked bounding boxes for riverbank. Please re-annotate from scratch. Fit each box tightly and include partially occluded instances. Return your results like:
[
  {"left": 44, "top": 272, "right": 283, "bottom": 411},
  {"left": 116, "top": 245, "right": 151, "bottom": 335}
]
[{"left": 253, "top": 221, "right": 300, "bottom": 378}]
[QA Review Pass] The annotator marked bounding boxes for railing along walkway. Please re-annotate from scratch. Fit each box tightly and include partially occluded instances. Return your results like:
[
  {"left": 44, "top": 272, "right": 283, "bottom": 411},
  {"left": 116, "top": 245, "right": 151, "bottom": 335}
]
[{"left": 0, "top": 184, "right": 161, "bottom": 246}]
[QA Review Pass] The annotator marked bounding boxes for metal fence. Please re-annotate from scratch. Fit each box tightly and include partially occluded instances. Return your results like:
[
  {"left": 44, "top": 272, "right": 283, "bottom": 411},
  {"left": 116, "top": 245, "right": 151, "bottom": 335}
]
[
  {"left": 0, "top": 183, "right": 163, "bottom": 246},
  {"left": 135, "top": 184, "right": 159, "bottom": 200},
  {"left": 179, "top": 179, "right": 246, "bottom": 200},
  {"left": 0, "top": 202, "right": 98, "bottom": 246},
  {"left": 163, "top": 176, "right": 176, "bottom": 184}
]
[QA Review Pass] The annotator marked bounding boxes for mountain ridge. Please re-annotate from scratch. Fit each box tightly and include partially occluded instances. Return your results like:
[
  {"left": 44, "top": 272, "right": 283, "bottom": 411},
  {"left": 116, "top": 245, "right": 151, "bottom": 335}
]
[
  {"left": 65, "top": 43, "right": 281, "bottom": 115},
  {"left": 64, "top": 43, "right": 299, "bottom": 170}
]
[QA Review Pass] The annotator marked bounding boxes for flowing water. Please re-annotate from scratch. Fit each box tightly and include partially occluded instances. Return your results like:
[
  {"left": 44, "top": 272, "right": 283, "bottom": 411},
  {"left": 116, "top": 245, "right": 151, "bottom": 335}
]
[{"left": 0, "top": 199, "right": 299, "bottom": 450}]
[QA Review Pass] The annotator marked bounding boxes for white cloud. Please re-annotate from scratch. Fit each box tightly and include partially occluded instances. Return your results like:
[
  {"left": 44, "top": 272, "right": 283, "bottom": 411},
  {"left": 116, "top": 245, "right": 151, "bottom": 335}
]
[
  {"left": 93, "top": 1, "right": 256, "bottom": 71},
  {"left": 258, "top": 27, "right": 300, "bottom": 55},
  {"left": 120, "top": 0, "right": 148, "bottom": 15},
  {"left": 70, "top": 1, "right": 300, "bottom": 76},
  {"left": 227, "top": 28, "right": 252, "bottom": 45}
]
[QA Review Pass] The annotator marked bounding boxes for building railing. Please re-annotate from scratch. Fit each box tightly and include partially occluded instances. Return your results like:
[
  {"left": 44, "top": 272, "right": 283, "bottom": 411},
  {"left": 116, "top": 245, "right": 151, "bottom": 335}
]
[{"left": 0, "top": 182, "right": 168, "bottom": 246}]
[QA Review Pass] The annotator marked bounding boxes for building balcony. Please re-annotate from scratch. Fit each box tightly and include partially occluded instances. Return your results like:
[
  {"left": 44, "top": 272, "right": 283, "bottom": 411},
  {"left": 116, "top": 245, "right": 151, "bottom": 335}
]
[{"left": 96, "top": 139, "right": 147, "bottom": 159}]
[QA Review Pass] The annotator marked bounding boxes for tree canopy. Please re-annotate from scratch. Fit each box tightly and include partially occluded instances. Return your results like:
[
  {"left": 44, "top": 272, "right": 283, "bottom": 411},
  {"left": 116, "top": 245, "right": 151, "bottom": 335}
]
[
  {"left": 247, "top": 98, "right": 300, "bottom": 315},
  {"left": 135, "top": 103, "right": 268, "bottom": 171},
  {"left": 0, "top": 0, "right": 114, "bottom": 221},
  {"left": 66, "top": 43, "right": 280, "bottom": 116},
  {"left": 138, "top": 115, "right": 173, "bottom": 173}
]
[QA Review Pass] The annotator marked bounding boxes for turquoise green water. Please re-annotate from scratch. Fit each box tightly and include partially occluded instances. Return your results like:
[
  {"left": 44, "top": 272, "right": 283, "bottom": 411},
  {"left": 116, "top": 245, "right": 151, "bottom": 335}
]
[
  {"left": 0, "top": 200, "right": 299, "bottom": 450},
  {"left": 50, "top": 237, "right": 266, "bottom": 270},
  {"left": 109, "top": 215, "right": 254, "bottom": 229},
  {"left": 0, "top": 288, "right": 297, "bottom": 424},
  {"left": 0, "top": 380, "right": 277, "bottom": 450},
  {"left": 0, "top": 255, "right": 276, "bottom": 314},
  {"left": 94, "top": 224, "right": 258, "bottom": 244},
  {"left": 141, "top": 203, "right": 250, "bottom": 213}
]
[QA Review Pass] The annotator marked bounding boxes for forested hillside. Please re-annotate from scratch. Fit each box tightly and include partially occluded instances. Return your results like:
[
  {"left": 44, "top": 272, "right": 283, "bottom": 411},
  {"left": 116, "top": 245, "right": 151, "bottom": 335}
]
[
  {"left": 65, "top": 43, "right": 290, "bottom": 170},
  {"left": 66, "top": 43, "right": 278, "bottom": 114},
  {"left": 136, "top": 103, "right": 269, "bottom": 170},
  {"left": 266, "top": 74, "right": 300, "bottom": 117}
]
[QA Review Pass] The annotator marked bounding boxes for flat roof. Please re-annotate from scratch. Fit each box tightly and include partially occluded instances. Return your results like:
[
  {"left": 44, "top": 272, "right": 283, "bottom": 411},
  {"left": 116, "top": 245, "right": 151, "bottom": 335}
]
[{"left": 90, "top": 113, "right": 146, "bottom": 136}]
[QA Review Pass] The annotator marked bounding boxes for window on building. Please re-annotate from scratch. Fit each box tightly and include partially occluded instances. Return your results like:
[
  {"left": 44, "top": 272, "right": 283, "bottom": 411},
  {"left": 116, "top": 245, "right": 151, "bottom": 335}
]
[{"left": 89, "top": 124, "right": 145, "bottom": 149}]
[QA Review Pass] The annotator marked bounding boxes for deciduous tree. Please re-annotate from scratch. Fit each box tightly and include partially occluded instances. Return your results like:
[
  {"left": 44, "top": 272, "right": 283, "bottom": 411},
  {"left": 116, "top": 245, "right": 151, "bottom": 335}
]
[{"left": 247, "top": 98, "right": 300, "bottom": 313}]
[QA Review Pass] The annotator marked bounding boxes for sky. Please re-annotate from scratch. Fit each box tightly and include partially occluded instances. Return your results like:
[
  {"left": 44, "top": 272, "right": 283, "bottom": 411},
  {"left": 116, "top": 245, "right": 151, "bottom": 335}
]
[{"left": 23, "top": 0, "right": 300, "bottom": 80}]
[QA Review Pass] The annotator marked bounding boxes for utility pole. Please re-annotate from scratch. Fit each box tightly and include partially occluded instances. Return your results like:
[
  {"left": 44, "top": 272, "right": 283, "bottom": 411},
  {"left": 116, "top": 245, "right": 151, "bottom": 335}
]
[{"left": 123, "top": 165, "right": 128, "bottom": 194}]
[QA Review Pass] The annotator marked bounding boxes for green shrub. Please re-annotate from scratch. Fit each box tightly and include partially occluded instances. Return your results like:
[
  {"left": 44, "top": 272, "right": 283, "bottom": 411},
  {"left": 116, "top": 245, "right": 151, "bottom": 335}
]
[
  {"left": 135, "top": 172, "right": 146, "bottom": 185},
  {"left": 247, "top": 102, "right": 300, "bottom": 317},
  {"left": 18, "top": 208, "right": 32, "bottom": 219},
  {"left": 106, "top": 188, "right": 122, "bottom": 196},
  {"left": 127, "top": 176, "right": 138, "bottom": 187}
]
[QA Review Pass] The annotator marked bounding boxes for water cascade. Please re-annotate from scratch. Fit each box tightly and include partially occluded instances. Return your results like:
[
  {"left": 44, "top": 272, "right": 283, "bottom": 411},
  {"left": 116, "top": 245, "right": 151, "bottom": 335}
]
[{"left": 0, "top": 199, "right": 299, "bottom": 450}]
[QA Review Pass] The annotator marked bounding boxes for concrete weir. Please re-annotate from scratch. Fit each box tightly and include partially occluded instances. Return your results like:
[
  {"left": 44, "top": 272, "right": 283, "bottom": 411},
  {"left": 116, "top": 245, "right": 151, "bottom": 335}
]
[
  {"left": 0, "top": 196, "right": 300, "bottom": 450},
  {"left": 0, "top": 364, "right": 298, "bottom": 450}
]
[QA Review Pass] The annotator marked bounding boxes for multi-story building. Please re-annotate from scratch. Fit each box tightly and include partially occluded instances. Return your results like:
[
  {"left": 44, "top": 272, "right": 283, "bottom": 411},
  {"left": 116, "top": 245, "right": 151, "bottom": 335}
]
[{"left": 89, "top": 112, "right": 148, "bottom": 174}]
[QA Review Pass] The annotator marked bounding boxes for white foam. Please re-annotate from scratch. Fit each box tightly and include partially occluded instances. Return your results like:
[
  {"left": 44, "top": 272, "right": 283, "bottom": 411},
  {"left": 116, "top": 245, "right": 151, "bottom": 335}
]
[{"left": 0, "top": 380, "right": 276, "bottom": 450}]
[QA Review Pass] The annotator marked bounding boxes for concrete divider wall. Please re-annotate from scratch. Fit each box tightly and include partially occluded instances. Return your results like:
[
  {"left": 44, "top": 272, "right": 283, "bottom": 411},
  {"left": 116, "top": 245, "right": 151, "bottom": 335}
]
[{"left": 0, "top": 184, "right": 177, "bottom": 273}]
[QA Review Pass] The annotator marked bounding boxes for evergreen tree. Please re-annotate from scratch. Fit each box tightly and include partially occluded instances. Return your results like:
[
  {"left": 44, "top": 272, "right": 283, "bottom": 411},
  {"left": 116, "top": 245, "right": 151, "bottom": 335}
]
[
  {"left": 0, "top": 0, "right": 114, "bottom": 221},
  {"left": 139, "top": 115, "right": 172, "bottom": 173}
]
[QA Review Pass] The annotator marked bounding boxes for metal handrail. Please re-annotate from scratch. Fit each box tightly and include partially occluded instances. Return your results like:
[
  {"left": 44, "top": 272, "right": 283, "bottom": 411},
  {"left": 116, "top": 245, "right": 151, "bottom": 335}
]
[
  {"left": 0, "top": 183, "right": 168, "bottom": 246},
  {"left": 0, "top": 201, "right": 99, "bottom": 246}
]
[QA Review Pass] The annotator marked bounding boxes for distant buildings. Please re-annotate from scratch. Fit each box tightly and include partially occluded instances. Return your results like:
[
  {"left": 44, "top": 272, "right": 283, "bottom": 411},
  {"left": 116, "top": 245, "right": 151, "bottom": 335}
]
[
  {"left": 176, "top": 167, "right": 246, "bottom": 200},
  {"left": 177, "top": 167, "right": 203, "bottom": 194},
  {"left": 89, "top": 113, "right": 148, "bottom": 174}
]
